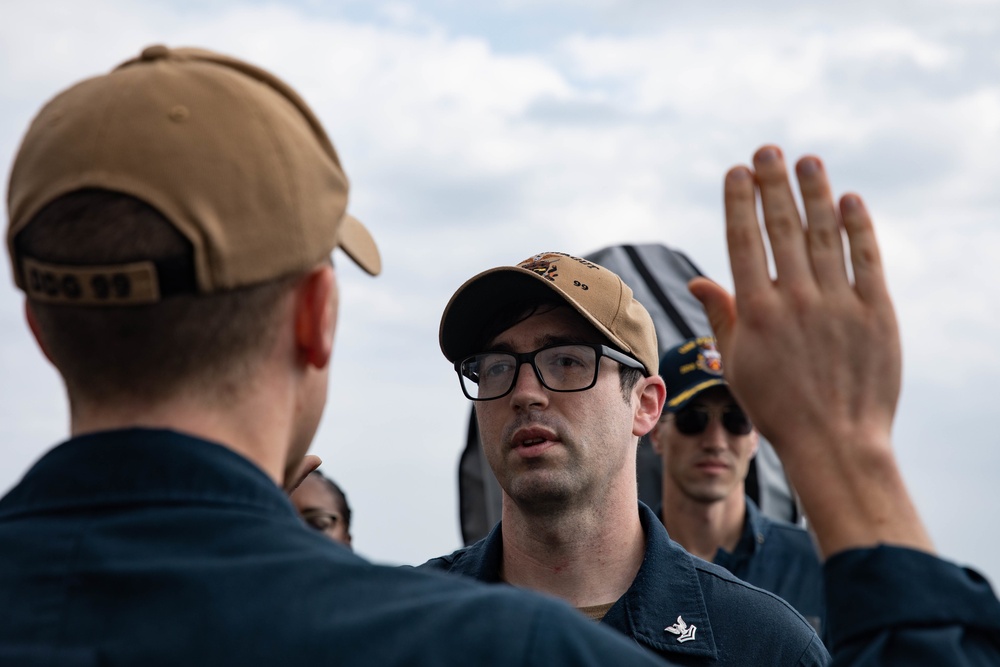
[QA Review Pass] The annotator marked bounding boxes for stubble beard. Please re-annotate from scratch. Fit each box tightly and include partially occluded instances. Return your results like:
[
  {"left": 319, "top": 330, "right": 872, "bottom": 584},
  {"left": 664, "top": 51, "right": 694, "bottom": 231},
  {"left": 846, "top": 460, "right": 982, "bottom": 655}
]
[{"left": 489, "top": 412, "right": 586, "bottom": 515}]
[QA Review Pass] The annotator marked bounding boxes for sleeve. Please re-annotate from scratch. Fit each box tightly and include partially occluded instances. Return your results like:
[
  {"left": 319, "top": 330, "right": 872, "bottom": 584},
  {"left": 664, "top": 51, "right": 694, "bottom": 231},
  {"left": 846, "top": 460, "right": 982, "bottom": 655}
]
[{"left": 825, "top": 545, "right": 1000, "bottom": 667}]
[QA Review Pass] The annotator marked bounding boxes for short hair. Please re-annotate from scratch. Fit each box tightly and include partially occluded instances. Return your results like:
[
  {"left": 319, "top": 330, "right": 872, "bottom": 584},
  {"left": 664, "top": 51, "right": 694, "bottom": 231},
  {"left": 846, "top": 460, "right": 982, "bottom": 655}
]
[
  {"left": 477, "top": 297, "right": 643, "bottom": 404},
  {"left": 617, "top": 366, "right": 643, "bottom": 401},
  {"left": 310, "top": 470, "right": 352, "bottom": 528},
  {"left": 16, "top": 189, "right": 301, "bottom": 406}
]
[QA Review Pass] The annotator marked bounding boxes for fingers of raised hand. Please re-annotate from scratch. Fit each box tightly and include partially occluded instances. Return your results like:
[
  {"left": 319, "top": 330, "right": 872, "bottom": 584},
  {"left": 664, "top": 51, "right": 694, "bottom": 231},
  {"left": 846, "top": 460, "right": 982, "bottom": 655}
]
[
  {"left": 688, "top": 276, "right": 737, "bottom": 348},
  {"left": 796, "top": 157, "right": 850, "bottom": 292},
  {"left": 753, "top": 146, "right": 812, "bottom": 285},
  {"left": 840, "top": 194, "right": 890, "bottom": 306},
  {"left": 725, "top": 146, "right": 894, "bottom": 333},
  {"left": 724, "top": 165, "right": 770, "bottom": 301}
]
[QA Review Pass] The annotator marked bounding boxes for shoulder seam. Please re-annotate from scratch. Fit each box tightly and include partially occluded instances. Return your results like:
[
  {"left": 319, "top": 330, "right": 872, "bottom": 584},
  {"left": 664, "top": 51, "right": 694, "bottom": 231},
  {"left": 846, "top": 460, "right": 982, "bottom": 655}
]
[{"left": 693, "top": 561, "right": 818, "bottom": 632}]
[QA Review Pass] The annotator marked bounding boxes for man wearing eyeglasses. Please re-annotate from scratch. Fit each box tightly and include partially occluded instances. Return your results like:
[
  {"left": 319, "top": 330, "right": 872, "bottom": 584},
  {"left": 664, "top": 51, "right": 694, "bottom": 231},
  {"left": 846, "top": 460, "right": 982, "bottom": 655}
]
[
  {"left": 424, "top": 252, "right": 829, "bottom": 666},
  {"left": 652, "top": 337, "right": 825, "bottom": 638}
]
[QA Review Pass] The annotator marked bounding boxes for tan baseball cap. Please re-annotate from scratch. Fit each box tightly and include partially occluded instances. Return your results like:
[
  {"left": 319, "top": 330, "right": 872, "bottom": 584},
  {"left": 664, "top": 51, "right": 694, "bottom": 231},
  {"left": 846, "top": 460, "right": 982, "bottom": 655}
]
[
  {"left": 7, "top": 45, "right": 380, "bottom": 306},
  {"left": 440, "top": 252, "right": 658, "bottom": 376}
]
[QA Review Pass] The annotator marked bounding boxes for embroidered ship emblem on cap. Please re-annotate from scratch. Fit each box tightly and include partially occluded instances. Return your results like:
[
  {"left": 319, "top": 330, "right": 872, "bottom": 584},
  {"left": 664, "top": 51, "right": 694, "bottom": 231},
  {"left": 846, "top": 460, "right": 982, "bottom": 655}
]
[
  {"left": 517, "top": 254, "right": 559, "bottom": 282},
  {"left": 696, "top": 341, "right": 723, "bottom": 376},
  {"left": 665, "top": 616, "right": 697, "bottom": 643}
]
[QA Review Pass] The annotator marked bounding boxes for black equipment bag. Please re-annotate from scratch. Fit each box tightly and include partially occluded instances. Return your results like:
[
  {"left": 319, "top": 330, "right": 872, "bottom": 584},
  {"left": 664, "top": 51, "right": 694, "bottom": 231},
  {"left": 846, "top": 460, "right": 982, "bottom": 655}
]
[{"left": 458, "top": 244, "right": 798, "bottom": 545}]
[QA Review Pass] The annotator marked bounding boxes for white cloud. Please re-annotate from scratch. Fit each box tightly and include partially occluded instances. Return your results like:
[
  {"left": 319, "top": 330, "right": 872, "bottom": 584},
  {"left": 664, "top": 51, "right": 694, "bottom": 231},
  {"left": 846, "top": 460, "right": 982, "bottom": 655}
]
[{"left": 837, "top": 25, "right": 955, "bottom": 69}]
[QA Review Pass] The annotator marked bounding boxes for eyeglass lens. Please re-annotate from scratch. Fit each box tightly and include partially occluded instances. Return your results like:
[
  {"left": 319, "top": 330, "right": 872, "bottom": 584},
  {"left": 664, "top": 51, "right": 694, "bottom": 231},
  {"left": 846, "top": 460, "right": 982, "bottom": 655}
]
[
  {"left": 460, "top": 344, "right": 599, "bottom": 400},
  {"left": 674, "top": 406, "right": 752, "bottom": 436}
]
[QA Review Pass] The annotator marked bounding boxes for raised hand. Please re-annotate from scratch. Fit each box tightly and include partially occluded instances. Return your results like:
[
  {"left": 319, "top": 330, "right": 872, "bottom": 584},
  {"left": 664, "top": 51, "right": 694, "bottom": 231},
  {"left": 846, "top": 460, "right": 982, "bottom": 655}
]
[{"left": 689, "top": 145, "right": 933, "bottom": 557}]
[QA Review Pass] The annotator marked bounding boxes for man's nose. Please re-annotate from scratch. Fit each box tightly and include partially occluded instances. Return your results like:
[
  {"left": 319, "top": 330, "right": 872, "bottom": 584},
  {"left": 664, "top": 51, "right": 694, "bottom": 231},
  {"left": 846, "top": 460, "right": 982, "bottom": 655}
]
[
  {"left": 700, "top": 417, "right": 728, "bottom": 451},
  {"left": 509, "top": 361, "right": 548, "bottom": 409}
]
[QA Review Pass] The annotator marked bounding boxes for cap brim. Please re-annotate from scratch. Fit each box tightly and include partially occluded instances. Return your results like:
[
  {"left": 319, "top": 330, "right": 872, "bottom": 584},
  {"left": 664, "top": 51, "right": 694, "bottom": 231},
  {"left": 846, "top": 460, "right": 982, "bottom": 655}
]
[
  {"left": 439, "top": 266, "right": 625, "bottom": 363},
  {"left": 665, "top": 378, "right": 728, "bottom": 412},
  {"left": 337, "top": 214, "right": 381, "bottom": 276}
]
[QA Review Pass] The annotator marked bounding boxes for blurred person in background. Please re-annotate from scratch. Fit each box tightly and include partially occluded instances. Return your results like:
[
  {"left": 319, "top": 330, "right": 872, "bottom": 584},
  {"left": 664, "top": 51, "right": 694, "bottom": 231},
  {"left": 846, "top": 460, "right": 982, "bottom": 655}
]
[
  {"left": 292, "top": 469, "right": 353, "bottom": 548},
  {"left": 652, "top": 336, "right": 824, "bottom": 637}
]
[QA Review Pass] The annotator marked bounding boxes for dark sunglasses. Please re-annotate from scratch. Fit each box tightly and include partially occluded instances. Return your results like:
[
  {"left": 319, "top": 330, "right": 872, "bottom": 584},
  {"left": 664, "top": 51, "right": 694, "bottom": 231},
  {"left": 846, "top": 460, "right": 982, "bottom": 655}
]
[{"left": 672, "top": 405, "right": 752, "bottom": 436}]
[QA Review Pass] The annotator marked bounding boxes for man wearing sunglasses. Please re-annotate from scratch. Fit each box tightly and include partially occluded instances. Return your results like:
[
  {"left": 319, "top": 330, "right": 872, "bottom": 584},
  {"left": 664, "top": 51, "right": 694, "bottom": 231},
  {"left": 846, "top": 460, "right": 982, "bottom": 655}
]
[
  {"left": 425, "top": 252, "right": 829, "bottom": 666},
  {"left": 652, "top": 337, "right": 825, "bottom": 638}
]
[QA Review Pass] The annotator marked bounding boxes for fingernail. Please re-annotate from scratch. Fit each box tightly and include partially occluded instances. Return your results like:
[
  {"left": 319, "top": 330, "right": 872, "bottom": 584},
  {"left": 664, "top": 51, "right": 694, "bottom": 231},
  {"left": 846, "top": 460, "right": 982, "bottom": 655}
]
[
  {"left": 798, "top": 157, "right": 820, "bottom": 176},
  {"left": 756, "top": 146, "right": 780, "bottom": 163},
  {"left": 842, "top": 194, "right": 862, "bottom": 211},
  {"left": 727, "top": 167, "right": 751, "bottom": 182}
]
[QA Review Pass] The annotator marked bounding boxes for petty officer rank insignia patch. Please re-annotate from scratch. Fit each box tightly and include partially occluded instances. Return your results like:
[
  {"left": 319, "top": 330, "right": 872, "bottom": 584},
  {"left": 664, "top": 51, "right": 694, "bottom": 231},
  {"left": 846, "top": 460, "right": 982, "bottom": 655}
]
[{"left": 664, "top": 616, "right": 697, "bottom": 643}]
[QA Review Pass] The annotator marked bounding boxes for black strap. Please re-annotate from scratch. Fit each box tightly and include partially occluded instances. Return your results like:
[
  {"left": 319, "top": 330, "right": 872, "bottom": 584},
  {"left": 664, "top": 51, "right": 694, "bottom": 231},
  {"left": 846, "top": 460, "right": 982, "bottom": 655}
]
[
  {"left": 622, "top": 244, "right": 697, "bottom": 339},
  {"left": 459, "top": 406, "right": 481, "bottom": 545}
]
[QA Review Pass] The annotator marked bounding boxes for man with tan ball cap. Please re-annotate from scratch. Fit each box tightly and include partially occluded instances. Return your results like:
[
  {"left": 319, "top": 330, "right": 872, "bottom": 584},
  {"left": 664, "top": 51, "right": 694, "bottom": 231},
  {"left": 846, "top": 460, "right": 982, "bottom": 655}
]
[
  {"left": 424, "top": 251, "right": 829, "bottom": 665},
  {"left": 0, "top": 45, "right": 670, "bottom": 667}
]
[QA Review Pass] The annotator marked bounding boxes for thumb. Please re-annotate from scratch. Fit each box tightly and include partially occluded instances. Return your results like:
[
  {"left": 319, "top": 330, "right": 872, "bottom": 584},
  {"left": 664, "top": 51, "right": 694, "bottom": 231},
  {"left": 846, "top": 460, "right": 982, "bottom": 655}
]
[
  {"left": 688, "top": 277, "right": 736, "bottom": 348},
  {"left": 283, "top": 454, "right": 323, "bottom": 494}
]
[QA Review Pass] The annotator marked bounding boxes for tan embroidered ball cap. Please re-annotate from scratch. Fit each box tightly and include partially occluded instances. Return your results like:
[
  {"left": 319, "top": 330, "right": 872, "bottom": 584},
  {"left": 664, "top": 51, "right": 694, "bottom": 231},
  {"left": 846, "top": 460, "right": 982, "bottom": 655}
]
[
  {"left": 440, "top": 252, "right": 659, "bottom": 376},
  {"left": 7, "top": 45, "right": 380, "bottom": 306}
]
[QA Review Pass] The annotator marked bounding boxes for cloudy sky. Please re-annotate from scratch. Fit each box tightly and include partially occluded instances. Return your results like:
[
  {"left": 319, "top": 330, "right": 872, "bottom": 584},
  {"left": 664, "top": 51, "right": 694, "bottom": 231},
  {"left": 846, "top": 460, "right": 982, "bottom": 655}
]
[{"left": 2, "top": 0, "right": 998, "bottom": 584}]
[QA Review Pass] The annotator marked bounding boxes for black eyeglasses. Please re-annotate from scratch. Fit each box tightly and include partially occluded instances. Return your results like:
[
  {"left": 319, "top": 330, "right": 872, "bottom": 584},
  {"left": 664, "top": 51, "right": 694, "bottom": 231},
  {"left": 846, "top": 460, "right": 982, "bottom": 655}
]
[
  {"left": 455, "top": 343, "right": 645, "bottom": 401},
  {"left": 672, "top": 405, "right": 752, "bottom": 436}
]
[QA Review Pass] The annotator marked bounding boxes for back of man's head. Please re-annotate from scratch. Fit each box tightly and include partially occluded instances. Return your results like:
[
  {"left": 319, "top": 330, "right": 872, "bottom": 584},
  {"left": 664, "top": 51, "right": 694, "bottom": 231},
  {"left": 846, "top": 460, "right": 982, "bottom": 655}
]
[{"left": 6, "top": 45, "right": 381, "bottom": 405}]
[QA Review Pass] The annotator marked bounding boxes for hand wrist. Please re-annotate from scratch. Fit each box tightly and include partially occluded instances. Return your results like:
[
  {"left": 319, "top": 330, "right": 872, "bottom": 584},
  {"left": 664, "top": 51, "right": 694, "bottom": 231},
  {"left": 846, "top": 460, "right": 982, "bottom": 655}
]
[{"left": 783, "top": 439, "right": 934, "bottom": 557}]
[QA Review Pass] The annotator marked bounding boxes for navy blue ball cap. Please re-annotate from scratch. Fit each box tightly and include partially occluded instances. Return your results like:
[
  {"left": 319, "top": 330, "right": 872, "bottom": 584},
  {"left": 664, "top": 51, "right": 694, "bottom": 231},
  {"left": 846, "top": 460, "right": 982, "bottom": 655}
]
[{"left": 660, "top": 336, "right": 728, "bottom": 413}]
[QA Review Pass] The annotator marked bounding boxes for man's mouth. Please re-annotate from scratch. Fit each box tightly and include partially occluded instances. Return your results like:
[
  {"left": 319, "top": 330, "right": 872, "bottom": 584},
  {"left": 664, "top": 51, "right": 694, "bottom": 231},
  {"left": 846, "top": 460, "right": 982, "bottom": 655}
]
[{"left": 510, "top": 427, "right": 559, "bottom": 458}]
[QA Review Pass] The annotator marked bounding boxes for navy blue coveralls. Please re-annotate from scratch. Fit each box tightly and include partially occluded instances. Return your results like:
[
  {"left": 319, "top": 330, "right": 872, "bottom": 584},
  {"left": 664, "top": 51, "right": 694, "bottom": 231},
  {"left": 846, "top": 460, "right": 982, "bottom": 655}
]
[
  {"left": 0, "top": 429, "right": 669, "bottom": 667},
  {"left": 709, "top": 497, "right": 825, "bottom": 637},
  {"left": 423, "top": 503, "right": 830, "bottom": 666},
  {"left": 824, "top": 545, "right": 1000, "bottom": 666}
]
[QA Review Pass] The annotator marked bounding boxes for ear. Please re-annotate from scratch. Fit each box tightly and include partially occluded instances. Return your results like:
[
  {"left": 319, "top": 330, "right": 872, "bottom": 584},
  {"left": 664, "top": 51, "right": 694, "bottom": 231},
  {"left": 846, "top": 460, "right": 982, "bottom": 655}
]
[
  {"left": 24, "top": 300, "right": 57, "bottom": 366},
  {"left": 749, "top": 429, "right": 760, "bottom": 458},
  {"left": 633, "top": 375, "right": 666, "bottom": 438},
  {"left": 293, "top": 265, "right": 338, "bottom": 370}
]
